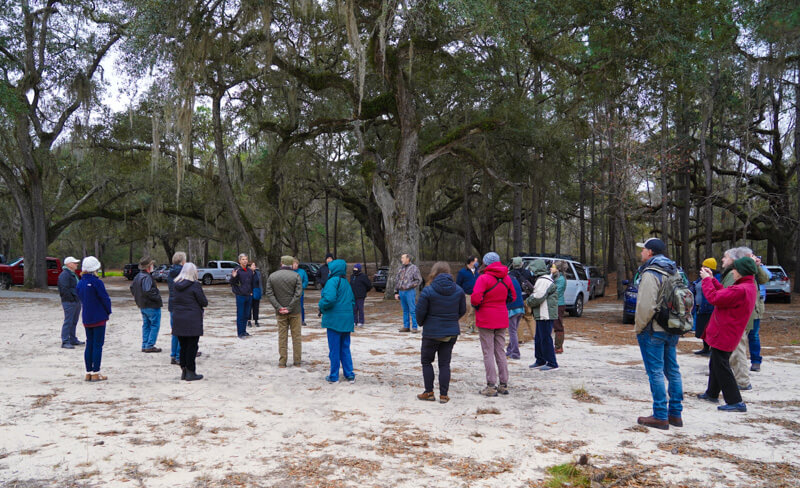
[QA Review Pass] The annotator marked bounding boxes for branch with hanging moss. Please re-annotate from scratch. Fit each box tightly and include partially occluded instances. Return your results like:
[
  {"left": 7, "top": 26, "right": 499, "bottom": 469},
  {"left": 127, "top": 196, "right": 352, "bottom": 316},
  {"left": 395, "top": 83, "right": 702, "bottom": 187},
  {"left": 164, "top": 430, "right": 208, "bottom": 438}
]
[{"left": 419, "top": 118, "right": 503, "bottom": 170}]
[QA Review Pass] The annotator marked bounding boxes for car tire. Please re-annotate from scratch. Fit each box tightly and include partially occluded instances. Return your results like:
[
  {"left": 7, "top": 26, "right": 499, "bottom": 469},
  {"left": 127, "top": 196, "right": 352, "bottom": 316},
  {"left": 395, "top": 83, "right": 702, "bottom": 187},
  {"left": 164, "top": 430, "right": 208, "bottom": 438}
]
[
  {"left": 622, "top": 312, "right": 635, "bottom": 324},
  {"left": 0, "top": 274, "right": 11, "bottom": 290},
  {"left": 569, "top": 294, "right": 584, "bottom": 317},
  {"left": 786, "top": 295, "right": 792, "bottom": 304},
  {"left": 202, "top": 274, "right": 213, "bottom": 285}
]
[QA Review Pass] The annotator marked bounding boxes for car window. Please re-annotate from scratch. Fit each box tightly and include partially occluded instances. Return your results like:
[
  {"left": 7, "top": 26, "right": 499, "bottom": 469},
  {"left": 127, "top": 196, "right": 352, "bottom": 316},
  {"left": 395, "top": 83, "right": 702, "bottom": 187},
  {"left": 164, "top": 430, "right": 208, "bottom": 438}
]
[
  {"left": 572, "top": 263, "right": 587, "bottom": 280},
  {"left": 563, "top": 263, "right": 576, "bottom": 280},
  {"left": 221, "top": 262, "right": 237, "bottom": 269},
  {"left": 207, "top": 261, "right": 216, "bottom": 268},
  {"left": 769, "top": 269, "right": 786, "bottom": 279},
  {"left": 47, "top": 260, "right": 58, "bottom": 270}
]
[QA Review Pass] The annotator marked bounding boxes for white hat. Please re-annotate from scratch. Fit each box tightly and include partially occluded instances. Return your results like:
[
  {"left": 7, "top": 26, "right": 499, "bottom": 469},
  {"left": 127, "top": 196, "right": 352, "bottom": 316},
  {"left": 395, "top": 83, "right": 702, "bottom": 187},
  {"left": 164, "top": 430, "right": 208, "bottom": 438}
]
[
  {"left": 64, "top": 256, "right": 80, "bottom": 265},
  {"left": 82, "top": 256, "right": 101, "bottom": 273}
]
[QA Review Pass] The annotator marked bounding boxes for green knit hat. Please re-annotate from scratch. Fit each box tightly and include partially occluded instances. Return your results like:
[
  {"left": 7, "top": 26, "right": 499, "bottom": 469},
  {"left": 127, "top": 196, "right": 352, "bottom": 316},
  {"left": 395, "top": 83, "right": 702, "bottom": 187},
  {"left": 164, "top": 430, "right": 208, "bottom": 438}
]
[
  {"left": 733, "top": 257, "right": 757, "bottom": 277},
  {"left": 511, "top": 256, "right": 523, "bottom": 269},
  {"left": 281, "top": 255, "right": 295, "bottom": 266}
]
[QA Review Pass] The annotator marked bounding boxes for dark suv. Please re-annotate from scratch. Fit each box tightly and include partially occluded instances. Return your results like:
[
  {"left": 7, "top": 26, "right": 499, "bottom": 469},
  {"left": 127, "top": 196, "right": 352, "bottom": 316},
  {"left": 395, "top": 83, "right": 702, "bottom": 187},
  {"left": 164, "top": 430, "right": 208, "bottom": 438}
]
[
  {"left": 299, "top": 263, "right": 320, "bottom": 289},
  {"left": 123, "top": 263, "right": 140, "bottom": 281},
  {"left": 372, "top": 266, "right": 389, "bottom": 293}
]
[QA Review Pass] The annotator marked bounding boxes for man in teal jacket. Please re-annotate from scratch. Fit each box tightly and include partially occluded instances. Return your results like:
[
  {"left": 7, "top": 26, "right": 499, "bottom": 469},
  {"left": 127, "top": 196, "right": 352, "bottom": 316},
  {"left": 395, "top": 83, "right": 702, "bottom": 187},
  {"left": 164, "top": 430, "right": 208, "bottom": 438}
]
[{"left": 319, "top": 259, "right": 356, "bottom": 382}]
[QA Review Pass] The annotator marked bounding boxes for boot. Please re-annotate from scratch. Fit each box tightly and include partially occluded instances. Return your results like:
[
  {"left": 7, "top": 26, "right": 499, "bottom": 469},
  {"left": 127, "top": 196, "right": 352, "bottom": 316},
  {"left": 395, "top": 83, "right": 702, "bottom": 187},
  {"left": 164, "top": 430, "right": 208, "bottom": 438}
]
[
  {"left": 184, "top": 370, "right": 203, "bottom": 381},
  {"left": 496, "top": 383, "right": 509, "bottom": 395},
  {"left": 254, "top": 321, "right": 260, "bottom": 327},
  {"left": 181, "top": 367, "right": 187, "bottom": 380},
  {"left": 668, "top": 416, "right": 683, "bottom": 427},
  {"left": 637, "top": 416, "right": 668, "bottom": 430},
  {"left": 417, "top": 391, "right": 436, "bottom": 401},
  {"left": 90, "top": 373, "right": 107, "bottom": 382}
]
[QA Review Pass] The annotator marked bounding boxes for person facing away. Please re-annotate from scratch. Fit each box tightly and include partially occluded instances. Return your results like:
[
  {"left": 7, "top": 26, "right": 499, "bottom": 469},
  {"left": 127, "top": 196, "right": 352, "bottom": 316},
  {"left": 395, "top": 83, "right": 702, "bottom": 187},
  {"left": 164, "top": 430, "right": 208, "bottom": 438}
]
[
  {"left": 456, "top": 256, "right": 479, "bottom": 333},
  {"left": 130, "top": 256, "right": 163, "bottom": 353},
  {"left": 690, "top": 257, "right": 720, "bottom": 356},
  {"left": 58, "top": 256, "right": 84, "bottom": 349},
  {"left": 249, "top": 261, "right": 262, "bottom": 328},
  {"left": 504, "top": 270, "right": 525, "bottom": 361},
  {"left": 230, "top": 253, "right": 254, "bottom": 338},
  {"left": 292, "top": 258, "right": 309, "bottom": 326},
  {"left": 264, "top": 255, "right": 304, "bottom": 368},
  {"left": 167, "top": 251, "right": 187, "bottom": 365},
  {"left": 633, "top": 237, "right": 683, "bottom": 431},
  {"left": 552, "top": 261, "right": 568, "bottom": 354},
  {"left": 76, "top": 256, "right": 111, "bottom": 382},
  {"left": 415, "top": 261, "right": 465, "bottom": 404},
  {"left": 349, "top": 263, "right": 372, "bottom": 328},
  {"left": 394, "top": 253, "right": 423, "bottom": 332},
  {"left": 525, "top": 259, "right": 559, "bottom": 370},
  {"left": 319, "top": 259, "right": 356, "bottom": 383},
  {"left": 170, "top": 263, "right": 208, "bottom": 381}
]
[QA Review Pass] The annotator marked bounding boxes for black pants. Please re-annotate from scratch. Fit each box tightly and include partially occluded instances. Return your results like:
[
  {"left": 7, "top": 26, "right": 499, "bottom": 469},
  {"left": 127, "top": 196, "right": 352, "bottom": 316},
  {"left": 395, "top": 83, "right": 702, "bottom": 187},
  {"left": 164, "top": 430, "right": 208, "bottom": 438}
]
[
  {"left": 420, "top": 336, "right": 457, "bottom": 396},
  {"left": 707, "top": 347, "right": 742, "bottom": 405},
  {"left": 695, "top": 313, "right": 711, "bottom": 351},
  {"left": 178, "top": 336, "right": 200, "bottom": 372},
  {"left": 251, "top": 299, "right": 260, "bottom": 322}
]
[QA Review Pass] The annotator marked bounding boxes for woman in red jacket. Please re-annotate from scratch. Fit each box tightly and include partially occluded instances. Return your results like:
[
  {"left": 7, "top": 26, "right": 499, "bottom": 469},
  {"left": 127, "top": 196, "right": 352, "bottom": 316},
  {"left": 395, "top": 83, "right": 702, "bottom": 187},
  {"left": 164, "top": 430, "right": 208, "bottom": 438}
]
[
  {"left": 697, "top": 256, "right": 758, "bottom": 413},
  {"left": 470, "top": 252, "right": 516, "bottom": 397}
]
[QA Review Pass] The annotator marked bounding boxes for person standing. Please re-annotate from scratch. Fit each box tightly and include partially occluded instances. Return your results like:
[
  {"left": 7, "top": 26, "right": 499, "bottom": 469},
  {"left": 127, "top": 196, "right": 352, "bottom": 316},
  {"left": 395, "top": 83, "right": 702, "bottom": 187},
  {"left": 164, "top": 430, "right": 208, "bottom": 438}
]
[
  {"left": 632, "top": 238, "right": 683, "bottom": 430},
  {"left": 130, "top": 257, "right": 163, "bottom": 353},
  {"left": 698, "top": 257, "right": 758, "bottom": 412},
  {"left": 319, "top": 259, "right": 356, "bottom": 382},
  {"left": 394, "top": 253, "right": 423, "bottom": 333},
  {"left": 471, "top": 252, "right": 515, "bottom": 397},
  {"left": 350, "top": 263, "right": 372, "bottom": 328},
  {"left": 58, "top": 256, "right": 84, "bottom": 349},
  {"left": 748, "top": 258, "right": 771, "bottom": 373},
  {"left": 293, "top": 259, "right": 309, "bottom": 326},
  {"left": 318, "top": 253, "right": 334, "bottom": 288},
  {"left": 456, "top": 256, "right": 479, "bottom": 333},
  {"left": 526, "top": 260, "right": 559, "bottom": 371},
  {"left": 690, "top": 257, "right": 719, "bottom": 356},
  {"left": 167, "top": 252, "right": 186, "bottom": 365},
  {"left": 264, "top": 256, "right": 304, "bottom": 367},
  {"left": 230, "top": 253, "right": 254, "bottom": 338},
  {"left": 76, "top": 256, "right": 111, "bottom": 382},
  {"left": 249, "top": 261, "right": 263, "bottom": 327},
  {"left": 504, "top": 270, "right": 525, "bottom": 360},
  {"left": 416, "top": 262, "right": 465, "bottom": 403},
  {"left": 510, "top": 257, "right": 536, "bottom": 343},
  {"left": 552, "top": 261, "right": 568, "bottom": 353},
  {"left": 171, "top": 263, "right": 208, "bottom": 381}
]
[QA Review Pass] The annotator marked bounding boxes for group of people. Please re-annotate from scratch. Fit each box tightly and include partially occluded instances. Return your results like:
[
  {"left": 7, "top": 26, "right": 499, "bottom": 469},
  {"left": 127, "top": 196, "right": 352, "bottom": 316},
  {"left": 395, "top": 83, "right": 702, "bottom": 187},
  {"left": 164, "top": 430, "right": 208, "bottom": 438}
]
[{"left": 633, "top": 238, "right": 769, "bottom": 431}]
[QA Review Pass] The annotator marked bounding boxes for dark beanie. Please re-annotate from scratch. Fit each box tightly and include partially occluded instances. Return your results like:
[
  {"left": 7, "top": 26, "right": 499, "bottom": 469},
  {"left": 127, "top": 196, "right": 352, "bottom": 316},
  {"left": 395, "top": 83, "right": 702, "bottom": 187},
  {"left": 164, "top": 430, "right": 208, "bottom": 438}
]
[
  {"left": 325, "top": 252, "right": 335, "bottom": 259},
  {"left": 733, "top": 257, "right": 757, "bottom": 277}
]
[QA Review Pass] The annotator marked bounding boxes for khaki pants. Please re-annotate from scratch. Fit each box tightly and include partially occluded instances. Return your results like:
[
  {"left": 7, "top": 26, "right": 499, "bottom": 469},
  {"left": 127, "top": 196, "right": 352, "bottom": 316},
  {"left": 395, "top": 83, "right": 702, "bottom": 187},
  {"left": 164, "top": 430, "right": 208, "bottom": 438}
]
[
  {"left": 278, "top": 313, "right": 302, "bottom": 366},
  {"left": 729, "top": 332, "right": 751, "bottom": 388},
  {"left": 518, "top": 304, "right": 536, "bottom": 343},
  {"left": 463, "top": 294, "right": 476, "bottom": 332}
]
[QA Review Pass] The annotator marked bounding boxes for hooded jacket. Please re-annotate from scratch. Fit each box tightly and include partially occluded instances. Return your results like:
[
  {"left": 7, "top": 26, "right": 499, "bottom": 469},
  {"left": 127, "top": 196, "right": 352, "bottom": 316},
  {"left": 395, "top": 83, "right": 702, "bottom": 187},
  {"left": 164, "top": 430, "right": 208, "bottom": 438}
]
[
  {"left": 264, "top": 267, "right": 303, "bottom": 314},
  {"left": 77, "top": 274, "right": 112, "bottom": 326},
  {"left": 554, "top": 274, "right": 567, "bottom": 306},
  {"left": 58, "top": 267, "right": 79, "bottom": 303},
  {"left": 634, "top": 254, "right": 677, "bottom": 334},
  {"left": 319, "top": 259, "right": 355, "bottom": 333},
  {"left": 416, "top": 273, "right": 466, "bottom": 337},
  {"left": 171, "top": 279, "right": 208, "bottom": 336},
  {"left": 702, "top": 274, "right": 757, "bottom": 352},
  {"left": 130, "top": 271, "right": 163, "bottom": 309},
  {"left": 350, "top": 269, "right": 373, "bottom": 299},
  {"left": 525, "top": 260, "right": 558, "bottom": 320},
  {"left": 470, "top": 262, "right": 516, "bottom": 329}
]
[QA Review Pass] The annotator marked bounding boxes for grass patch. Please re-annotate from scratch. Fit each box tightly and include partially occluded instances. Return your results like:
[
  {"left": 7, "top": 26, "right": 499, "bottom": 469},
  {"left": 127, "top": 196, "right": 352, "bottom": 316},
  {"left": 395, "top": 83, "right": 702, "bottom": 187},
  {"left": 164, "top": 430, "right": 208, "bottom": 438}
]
[
  {"left": 476, "top": 407, "right": 501, "bottom": 415},
  {"left": 102, "top": 271, "right": 123, "bottom": 277},
  {"left": 544, "top": 463, "right": 589, "bottom": 488},
  {"left": 572, "top": 386, "right": 602, "bottom": 404}
]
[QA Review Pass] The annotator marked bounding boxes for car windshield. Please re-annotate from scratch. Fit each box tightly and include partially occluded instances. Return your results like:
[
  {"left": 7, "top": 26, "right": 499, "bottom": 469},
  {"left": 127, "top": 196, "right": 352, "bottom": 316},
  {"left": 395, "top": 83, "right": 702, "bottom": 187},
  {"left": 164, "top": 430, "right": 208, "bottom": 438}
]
[
  {"left": 768, "top": 269, "right": 786, "bottom": 279},
  {"left": 9, "top": 258, "right": 22, "bottom": 266}
]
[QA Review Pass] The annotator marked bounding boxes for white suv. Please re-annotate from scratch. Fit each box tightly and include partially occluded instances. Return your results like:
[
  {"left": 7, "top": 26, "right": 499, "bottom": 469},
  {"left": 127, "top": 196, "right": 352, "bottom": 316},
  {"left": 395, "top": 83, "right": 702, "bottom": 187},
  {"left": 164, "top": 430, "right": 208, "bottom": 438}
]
[
  {"left": 518, "top": 256, "right": 589, "bottom": 317},
  {"left": 765, "top": 265, "right": 792, "bottom": 303}
]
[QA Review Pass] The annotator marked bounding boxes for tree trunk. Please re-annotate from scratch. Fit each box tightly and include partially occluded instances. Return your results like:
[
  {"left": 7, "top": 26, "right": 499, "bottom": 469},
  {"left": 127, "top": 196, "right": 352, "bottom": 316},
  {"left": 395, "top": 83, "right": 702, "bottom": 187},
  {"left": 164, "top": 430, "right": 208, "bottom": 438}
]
[
  {"left": 333, "top": 200, "right": 339, "bottom": 257},
  {"left": 579, "top": 144, "right": 587, "bottom": 264},
  {"left": 512, "top": 186, "right": 522, "bottom": 256},
  {"left": 463, "top": 172, "right": 473, "bottom": 257},
  {"left": 528, "top": 187, "right": 538, "bottom": 254},
  {"left": 795, "top": 62, "right": 800, "bottom": 292}
]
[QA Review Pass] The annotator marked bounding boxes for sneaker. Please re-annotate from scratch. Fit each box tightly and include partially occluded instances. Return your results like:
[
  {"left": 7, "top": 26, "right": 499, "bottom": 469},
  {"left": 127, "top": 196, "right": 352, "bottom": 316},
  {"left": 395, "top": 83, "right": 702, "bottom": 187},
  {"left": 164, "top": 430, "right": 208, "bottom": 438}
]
[
  {"left": 61, "top": 343, "right": 75, "bottom": 349},
  {"left": 247, "top": 320, "right": 252, "bottom": 327},
  {"left": 497, "top": 383, "right": 509, "bottom": 395},
  {"left": 718, "top": 402, "right": 747, "bottom": 412},
  {"left": 325, "top": 375, "right": 338, "bottom": 383},
  {"left": 539, "top": 365, "right": 559, "bottom": 371},
  {"left": 84, "top": 373, "right": 92, "bottom": 381},
  {"left": 697, "top": 392, "right": 719, "bottom": 404},
  {"left": 637, "top": 416, "right": 669, "bottom": 430},
  {"left": 70, "top": 340, "right": 85, "bottom": 346},
  {"left": 170, "top": 358, "right": 179, "bottom": 365},
  {"left": 694, "top": 349, "right": 711, "bottom": 356},
  {"left": 346, "top": 376, "right": 355, "bottom": 384},
  {"left": 479, "top": 385, "right": 498, "bottom": 397},
  {"left": 398, "top": 327, "right": 411, "bottom": 333},
  {"left": 439, "top": 395, "right": 450, "bottom": 404},
  {"left": 90, "top": 373, "right": 108, "bottom": 382},
  {"left": 740, "top": 384, "right": 753, "bottom": 391},
  {"left": 529, "top": 362, "right": 546, "bottom": 369},
  {"left": 417, "top": 391, "right": 436, "bottom": 401},
  {"left": 254, "top": 321, "right": 260, "bottom": 327},
  {"left": 411, "top": 328, "right": 419, "bottom": 333},
  {"left": 668, "top": 415, "right": 683, "bottom": 427},
  {"left": 142, "top": 347, "right": 162, "bottom": 353},
  {"left": 278, "top": 364, "right": 287, "bottom": 369},
  {"left": 750, "top": 363, "right": 761, "bottom": 372},
  {"left": 302, "top": 322, "right": 308, "bottom": 327}
]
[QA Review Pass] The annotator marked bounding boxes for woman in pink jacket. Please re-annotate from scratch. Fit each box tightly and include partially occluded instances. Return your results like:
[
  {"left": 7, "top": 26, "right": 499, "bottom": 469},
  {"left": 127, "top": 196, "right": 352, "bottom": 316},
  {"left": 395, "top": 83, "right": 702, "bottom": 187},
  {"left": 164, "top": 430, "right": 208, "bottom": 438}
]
[
  {"left": 697, "top": 256, "right": 758, "bottom": 413},
  {"left": 471, "top": 252, "right": 516, "bottom": 397}
]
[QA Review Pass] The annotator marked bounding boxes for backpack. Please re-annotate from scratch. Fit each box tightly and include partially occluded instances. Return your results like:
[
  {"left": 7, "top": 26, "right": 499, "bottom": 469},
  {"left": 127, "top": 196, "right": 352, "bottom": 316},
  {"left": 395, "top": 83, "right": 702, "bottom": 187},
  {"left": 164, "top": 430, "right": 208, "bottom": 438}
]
[
  {"left": 474, "top": 277, "right": 514, "bottom": 310},
  {"left": 645, "top": 267, "right": 694, "bottom": 336}
]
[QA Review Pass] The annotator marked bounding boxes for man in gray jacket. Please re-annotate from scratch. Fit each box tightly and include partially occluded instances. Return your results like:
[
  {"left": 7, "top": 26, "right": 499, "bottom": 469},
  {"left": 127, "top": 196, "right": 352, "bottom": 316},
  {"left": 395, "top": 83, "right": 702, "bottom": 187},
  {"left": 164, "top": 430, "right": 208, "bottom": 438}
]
[
  {"left": 130, "top": 257, "right": 163, "bottom": 353},
  {"left": 264, "top": 255, "right": 304, "bottom": 367},
  {"left": 58, "top": 256, "right": 84, "bottom": 349}
]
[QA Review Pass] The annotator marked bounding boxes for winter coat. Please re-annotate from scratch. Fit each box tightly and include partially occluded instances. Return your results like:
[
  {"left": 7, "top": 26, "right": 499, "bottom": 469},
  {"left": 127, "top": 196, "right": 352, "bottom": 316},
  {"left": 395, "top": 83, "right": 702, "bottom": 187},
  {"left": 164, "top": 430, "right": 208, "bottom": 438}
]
[
  {"left": 702, "top": 275, "right": 757, "bottom": 352},
  {"left": 77, "top": 274, "right": 112, "bottom": 326},
  {"left": 507, "top": 276, "right": 524, "bottom": 311},
  {"left": 416, "top": 273, "right": 466, "bottom": 338},
  {"left": 456, "top": 267, "right": 479, "bottom": 295},
  {"left": 555, "top": 274, "right": 566, "bottom": 306},
  {"left": 721, "top": 265, "right": 770, "bottom": 330},
  {"left": 690, "top": 274, "right": 719, "bottom": 316},
  {"left": 470, "top": 262, "right": 516, "bottom": 329},
  {"left": 264, "top": 267, "right": 303, "bottom": 314},
  {"left": 508, "top": 268, "right": 533, "bottom": 298},
  {"left": 525, "top": 260, "right": 558, "bottom": 321},
  {"left": 230, "top": 265, "right": 254, "bottom": 296},
  {"left": 318, "top": 259, "right": 355, "bottom": 333},
  {"left": 318, "top": 263, "right": 330, "bottom": 287},
  {"left": 296, "top": 268, "right": 309, "bottom": 296},
  {"left": 252, "top": 269, "right": 262, "bottom": 292},
  {"left": 130, "top": 271, "right": 163, "bottom": 309},
  {"left": 634, "top": 255, "right": 678, "bottom": 334},
  {"left": 166, "top": 264, "right": 183, "bottom": 313},
  {"left": 395, "top": 263, "right": 423, "bottom": 292},
  {"left": 170, "top": 280, "right": 208, "bottom": 337},
  {"left": 350, "top": 271, "right": 373, "bottom": 299},
  {"left": 58, "top": 268, "right": 79, "bottom": 303}
]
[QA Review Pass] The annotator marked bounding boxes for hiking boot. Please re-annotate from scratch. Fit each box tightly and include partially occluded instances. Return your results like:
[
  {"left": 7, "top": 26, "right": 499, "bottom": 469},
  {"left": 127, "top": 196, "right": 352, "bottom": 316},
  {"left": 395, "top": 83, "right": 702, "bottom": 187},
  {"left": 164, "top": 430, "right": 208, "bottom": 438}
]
[
  {"left": 71, "top": 340, "right": 85, "bottom": 346},
  {"left": 637, "top": 416, "right": 669, "bottom": 430},
  {"left": 171, "top": 358, "right": 179, "bottom": 365},
  {"left": 142, "top": 347, "right": 162, "bottom": 353},
  {"left": 181, "top": 367, "right": 187, "bottom": 380},
  {"left": 668, "top": 416, "right": 683, "bottom": 427},
  {"left": 90, "top": 373, "right": 107, "bottom": 382},
  {"left": 417, "top": 391, "right": 436, "bottom": 401},
  {"left": 247, "top": 320, "right": 252, "bottom": 328},
  {"left": 718, "top": 402, "right": 747, "bottom": 412},
  {"left": 253, "top": 321, "right": 260, "bottom": 327},
  {"left": 750, "top": 363, "right": 761, "bottom": 372},
  {"left": 479, "top": 385, "right": 498, "bottom": 397},
  {"left": 697, "top": 392, "right": 719, "bottom": 403},
  {"left": 61, "top": 343, "right": 75, "bottom": 349},
  {"left": 497, "top": 383, "right": 509, "bottom": 395},
  {"left": 694, "top": 349, "right": 710, "bottom": 356},
  {"left": 439, "top": 395, "right": 450, "bottom": 404},
  {"left": 325, "top": 375, "right": 338, "bottom": 383},
  {"left": 411, "top": 328, "right": 419, "bottom": 333},
  {"left": 398, "top": 327, "right": 411, "bottom": 333},
  {"left": 84, "top": 373, "right": 92, "bottom": 381},
  {"left": 184, "top": 370, "right": 203, "bottom": 381}
]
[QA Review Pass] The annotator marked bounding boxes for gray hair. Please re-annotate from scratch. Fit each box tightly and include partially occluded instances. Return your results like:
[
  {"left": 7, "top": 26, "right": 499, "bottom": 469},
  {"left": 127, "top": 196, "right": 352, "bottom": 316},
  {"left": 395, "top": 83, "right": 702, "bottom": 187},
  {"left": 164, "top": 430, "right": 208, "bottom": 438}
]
[
  {"left": 238, "top": 253, "right": 248, "bottom": 261},
  {"left": 172, "top": 251, "right": 187, "bottom": 265},
  {"left": 175, "top": 262, "right": 198, "bottom": 283},
  {"left": 724, "top": 247, "right": 752, "bottom": 260}
]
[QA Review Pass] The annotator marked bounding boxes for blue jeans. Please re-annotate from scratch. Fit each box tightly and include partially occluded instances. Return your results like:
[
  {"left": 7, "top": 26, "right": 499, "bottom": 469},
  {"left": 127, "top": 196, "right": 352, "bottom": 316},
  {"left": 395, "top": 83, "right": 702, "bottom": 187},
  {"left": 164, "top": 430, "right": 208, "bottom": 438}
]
[
  {"left": 236, "top": 295, "right": 252, "bottom": 336},
  {"left": 300, "top": 294, "right": 305, "bottom": 323},
  {"left": 748, "top": 319, "right": 761, "bottom": 365},
  {"left": 61, "top": 301, "right": 81, "bottom": 344},
  {"left": 533, "top": 320, "right": 557, "bottom": 367},
  {"left": 170, "top": 313, "right": 181, "bottom": 359},
  {"left": 637, "top": 330, "right": 683, "bottom": 420},
  {"left": 84, "top": 326, "right": 106, "bottom": 372},
  {"left": 140, "top": 308, "right": 161, "bottom": 349},
  {"left": 326, "top": 329, "right": 354, "bottom": 381},
  {"left": 399, "top": 289, "right": 418, "bottom": 329}
]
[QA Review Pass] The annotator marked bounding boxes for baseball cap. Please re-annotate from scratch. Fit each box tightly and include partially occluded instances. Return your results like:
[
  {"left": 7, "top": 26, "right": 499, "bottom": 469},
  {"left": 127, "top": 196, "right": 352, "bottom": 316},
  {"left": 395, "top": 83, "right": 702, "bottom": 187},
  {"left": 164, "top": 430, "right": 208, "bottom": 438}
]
[
  {"left": 636, "top": 237, "right": 667, "bottom": 255},
  {"left": 64, "top": 256, "right": 80, "bottom": 265}
]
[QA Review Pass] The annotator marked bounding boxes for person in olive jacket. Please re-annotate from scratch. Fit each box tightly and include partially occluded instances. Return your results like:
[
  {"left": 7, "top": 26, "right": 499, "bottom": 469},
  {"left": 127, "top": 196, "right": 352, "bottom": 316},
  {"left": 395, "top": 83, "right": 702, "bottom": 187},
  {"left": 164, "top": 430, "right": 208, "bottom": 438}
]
[
  {"left": 319, "top": 259, "right": 356, "bottom": 383},
  {"left": 349, "top": 263, "right": 372, "bottom": 327},
  {"left": 170, "top": 263, "right": 208, "bottom": 381},
  {"left": 415, "top": 262, "right": 466, "bottom": 404}
]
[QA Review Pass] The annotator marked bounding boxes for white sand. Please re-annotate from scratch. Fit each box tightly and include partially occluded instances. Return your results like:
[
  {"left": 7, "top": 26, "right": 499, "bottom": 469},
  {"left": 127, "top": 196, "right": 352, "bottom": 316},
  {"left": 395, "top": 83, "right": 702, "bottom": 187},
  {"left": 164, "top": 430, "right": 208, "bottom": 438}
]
[{"left": 0, "top": 281, "right": 798, "bottom": 487}]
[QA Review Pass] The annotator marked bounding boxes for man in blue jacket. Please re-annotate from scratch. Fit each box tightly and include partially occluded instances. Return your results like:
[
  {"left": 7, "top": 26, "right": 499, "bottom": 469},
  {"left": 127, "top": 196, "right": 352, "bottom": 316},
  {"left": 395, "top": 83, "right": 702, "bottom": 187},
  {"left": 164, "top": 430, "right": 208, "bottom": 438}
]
[
  {"left": 456, "top": 256, "right": 479, "bottom": 333},
  {"left": 58, "top": 256, "right": 84, "bottom": 349}
]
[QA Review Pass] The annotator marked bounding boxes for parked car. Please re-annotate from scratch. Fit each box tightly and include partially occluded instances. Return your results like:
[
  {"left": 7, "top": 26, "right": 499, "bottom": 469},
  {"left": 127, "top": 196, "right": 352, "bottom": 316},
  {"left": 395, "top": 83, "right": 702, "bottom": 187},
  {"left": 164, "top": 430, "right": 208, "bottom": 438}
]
[
  {"left": 515, "top": 256, "right": 589, "bottom": 317},
  {"left": 586, "top": 266, "right": 605, "bottom": 300},
  {"left": 764, "top": 265, "right": 792, "bottom": 303},
  {"left": 298, "top": 262, "right": 320, "bottom": 289},
  {"left": 622, "top": 268, "right": 689, "bottom": 324},
  {"left": 372, "top": 266, "right": 389, "bottom": 293},
  {"left": 123, "top": 263, "right": 140, "bottom": 280},
  {"left": 197, "top": 260, "right": 239, "bottom": 285},
  {"left": 0, "top": 257, "right": 65, "bottom": 289},
  {"left": 152, "top": 264, "right": 171, "bottom": 282}
]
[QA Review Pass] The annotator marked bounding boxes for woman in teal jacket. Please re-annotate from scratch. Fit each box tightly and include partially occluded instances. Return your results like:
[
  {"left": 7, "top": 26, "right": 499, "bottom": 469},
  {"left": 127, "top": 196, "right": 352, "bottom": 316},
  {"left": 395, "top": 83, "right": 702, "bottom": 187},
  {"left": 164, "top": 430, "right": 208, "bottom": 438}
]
[
  {"left": 553, "top": 261, "right": 567, "bottom": 353},
  {"left": 318, "top": 259, "right": 356, "bottom": 382}
]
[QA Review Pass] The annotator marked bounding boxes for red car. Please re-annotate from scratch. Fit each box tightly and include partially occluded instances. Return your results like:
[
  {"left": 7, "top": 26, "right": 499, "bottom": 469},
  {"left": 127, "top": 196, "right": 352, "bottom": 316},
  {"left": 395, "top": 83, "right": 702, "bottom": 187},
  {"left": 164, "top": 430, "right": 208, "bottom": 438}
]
[{"left": 0, "top": 257, "right": 65, "bottom": 289}]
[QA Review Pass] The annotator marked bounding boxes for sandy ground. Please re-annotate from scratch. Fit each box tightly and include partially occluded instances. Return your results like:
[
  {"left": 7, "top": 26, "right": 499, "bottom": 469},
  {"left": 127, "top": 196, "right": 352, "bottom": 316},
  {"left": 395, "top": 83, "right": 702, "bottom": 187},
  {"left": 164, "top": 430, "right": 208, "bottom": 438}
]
[{"left": 1, "top": 278, "right": 799, "bottom": 487}]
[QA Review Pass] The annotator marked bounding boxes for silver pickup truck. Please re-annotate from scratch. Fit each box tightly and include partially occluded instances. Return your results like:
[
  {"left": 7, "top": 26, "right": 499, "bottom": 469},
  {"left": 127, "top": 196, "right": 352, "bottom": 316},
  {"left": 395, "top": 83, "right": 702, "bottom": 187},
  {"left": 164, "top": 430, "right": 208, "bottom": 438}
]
[{"left": 197, "top": 260, "right": 239, "bottom": 285}]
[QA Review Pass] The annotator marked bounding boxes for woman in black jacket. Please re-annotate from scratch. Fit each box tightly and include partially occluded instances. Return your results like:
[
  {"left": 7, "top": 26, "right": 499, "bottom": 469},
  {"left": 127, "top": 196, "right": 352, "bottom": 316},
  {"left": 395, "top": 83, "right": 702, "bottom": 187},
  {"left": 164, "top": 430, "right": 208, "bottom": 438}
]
[
  {"left": 349, "top": 263, "right": 372, "bottom": 327},
  {"left": 171, "top": 263, "right": 208, "bottom": 381},
  {"left": 415, "top": 262, "right": 466, "bottom": 403}
]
